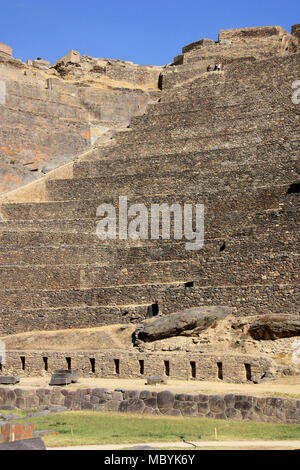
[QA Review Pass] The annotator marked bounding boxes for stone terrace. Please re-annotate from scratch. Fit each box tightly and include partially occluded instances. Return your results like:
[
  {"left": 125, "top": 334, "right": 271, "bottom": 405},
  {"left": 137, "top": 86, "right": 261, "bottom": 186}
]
[{"left": 0, "top": 26, "right": 299, "bottom": 381}]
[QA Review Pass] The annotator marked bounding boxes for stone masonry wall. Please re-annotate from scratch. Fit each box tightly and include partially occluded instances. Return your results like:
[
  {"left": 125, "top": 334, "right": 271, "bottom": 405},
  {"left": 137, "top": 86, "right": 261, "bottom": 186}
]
[
  {"left": 0, "top": 386, "right": 299, "bottom": 424},
  {"left": 2, "top": 350, "right": 277, "bottom": 383},
  {"left": 0, "top": 52, "right": 160, "bottom": 194}
]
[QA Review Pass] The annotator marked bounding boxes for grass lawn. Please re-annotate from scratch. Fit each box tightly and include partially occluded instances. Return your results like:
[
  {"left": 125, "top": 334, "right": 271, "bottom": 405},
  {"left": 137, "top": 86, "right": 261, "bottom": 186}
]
[{"left": 2, "top": 410, "right": 299, "bottom": 447}]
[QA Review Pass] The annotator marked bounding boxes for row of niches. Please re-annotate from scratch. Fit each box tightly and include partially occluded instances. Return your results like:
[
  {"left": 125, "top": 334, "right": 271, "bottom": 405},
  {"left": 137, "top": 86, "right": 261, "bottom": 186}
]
[{"left": 1, "top": 355, "right": 258, "bottom": 382}]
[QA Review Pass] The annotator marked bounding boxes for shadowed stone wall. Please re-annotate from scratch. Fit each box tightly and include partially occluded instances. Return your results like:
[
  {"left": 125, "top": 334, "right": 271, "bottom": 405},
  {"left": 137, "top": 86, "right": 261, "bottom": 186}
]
[{"left": 0, "top": 386, "right": 299, "bottom": 424}]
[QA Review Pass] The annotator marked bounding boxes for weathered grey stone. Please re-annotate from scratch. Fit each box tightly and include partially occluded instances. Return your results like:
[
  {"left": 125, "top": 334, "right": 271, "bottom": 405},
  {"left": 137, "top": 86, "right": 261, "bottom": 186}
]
[
  {"left": 209, "top": 396, "right": 226, "bottom": 413},
  {"left": 91, "top": 388, "right": 108, "bottom": 398},
  {"left": 198, "top": 402, "right": 209, "bottom": 415},
  {"left": 0, "top": 377, "right": 20, "bottom": 385},
  {"left": 225, "top": 408, "right": 241, "bottom": 419},
  {"left": 124, "top": 390, "right": 140, "bottom": 399},
  {"left": 144, "top": 397, "right": 157, "bottom": 408},
  {"left": 146, "top": 376, "right": 167, "bottom": 385},
  {"left": 120, "top": 398, "right": 145, "bottom": 413},
  {"left": 234, "top": 400, "right": 253, "bottom": 411},
  {"left": 248, "top": 314, "right": 300, "bottom": 340},
  {"left": 224, "top": 394, "right": 236, "bottom": 408},
  {"left": 175, "top": 393, "right": 188, "bottom": 401},
  {"left": 137, "top": 306, "right": 232, "bottom": 341},
  {"left": 157, "top": 391, "right": 175, "bottom": 412},
  {"left": 103, "top": 400, "right": 121, "bottom": 412},
  {"left": 197, "top": 394, "right": 209, "bottom": 403},
  {"left": 180, "top": 401, "right": 198, "bottom": 416},
  {"left": 139, "top": 390, "right": 152, "bottom": 400},
  {"left": 0, "top": 437, "right": 46, "bottom": 451},
  {"left": 49, "top": 375, "right": 71, "bottom": 386}
]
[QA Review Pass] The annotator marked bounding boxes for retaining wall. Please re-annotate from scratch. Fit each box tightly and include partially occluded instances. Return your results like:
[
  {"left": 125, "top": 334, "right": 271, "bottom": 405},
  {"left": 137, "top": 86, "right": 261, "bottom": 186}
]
[{"left": 0, "top": 386, "right": 299, "bottom": 424}]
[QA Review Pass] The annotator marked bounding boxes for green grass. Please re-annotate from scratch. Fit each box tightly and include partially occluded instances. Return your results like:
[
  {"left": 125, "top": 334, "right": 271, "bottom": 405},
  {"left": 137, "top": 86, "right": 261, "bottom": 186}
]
[
  {"left": 0, "top": 409, "right": 27, "bottom": 418},
  {"left": 4, "top": 411, "right": 300, "bottom": 447}
]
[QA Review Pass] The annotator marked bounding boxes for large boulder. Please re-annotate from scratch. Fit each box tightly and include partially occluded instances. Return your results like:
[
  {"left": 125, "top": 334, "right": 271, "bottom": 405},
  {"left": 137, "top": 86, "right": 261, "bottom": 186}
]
[
  {"left": 136, "top": 306, "right": 232, "bottom": 342},
  {"left": 247, "top": 315, "right": 300, "bottom": 340},
  {"left": 0, "top": 437, "right": 46, "bottom": 450}
]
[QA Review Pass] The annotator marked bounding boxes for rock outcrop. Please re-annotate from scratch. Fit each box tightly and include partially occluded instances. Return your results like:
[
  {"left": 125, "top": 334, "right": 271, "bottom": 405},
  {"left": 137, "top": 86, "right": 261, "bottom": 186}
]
[
  {"left": 136, "top": 307, "right": 232, "bottom": 342},
  {"left": 247, "top": 315, "right": 300, "bottom": 340}
]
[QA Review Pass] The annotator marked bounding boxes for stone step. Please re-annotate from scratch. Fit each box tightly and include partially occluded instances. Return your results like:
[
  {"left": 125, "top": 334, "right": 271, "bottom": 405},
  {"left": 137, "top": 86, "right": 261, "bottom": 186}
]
[
  {"left": 100, "top": 111, "right": 295, "bottom": 148},
  {"left": 130, "top": 99, "right": 294, "bottom": 131},
  {"left": 46, "top": 160, "right": 299, "bottom": 201},
  {"left": 73, "top": 140, "right": 300, "bottom": 179},
  {"left": 0, "top": 281, "right": 186, "bottom": 311},
  {"left": 160, "top": 59, "right": 300, "bottom": 102},
  {"left": 1, "top": 185, "right": 298, "bottom": 225},
  {"left": 160, "top": 53, "right": 279, "bottom": 89},
  {"left": 1, "top": 304, "right": 150, "bottom": 336},
  {"left": 0, "top": 283, "right": 298, "bottom": 335},
  {"left": 85, "top": 124, "right": 299, "bottom": 161},
  {"left": 146, "top": 84, "right": 297, "bottom": 117},
  {"left": 0, "top": 234, "right": 297, "bottom": 266},
  {"left": 0, "top": 207, "right": 298, "bottom": 246},
  {"left": 0, "top": 281, "right": 297, "bottom": 315},
  {"left": 0, "top": 253, "right": 297, "bottom": 290}
]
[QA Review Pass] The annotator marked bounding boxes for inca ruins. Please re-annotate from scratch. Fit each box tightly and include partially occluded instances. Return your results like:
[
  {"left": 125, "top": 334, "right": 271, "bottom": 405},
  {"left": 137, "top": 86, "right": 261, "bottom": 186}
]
[{"left": 0, "top": 24, "right": 299, "bottom": 423}]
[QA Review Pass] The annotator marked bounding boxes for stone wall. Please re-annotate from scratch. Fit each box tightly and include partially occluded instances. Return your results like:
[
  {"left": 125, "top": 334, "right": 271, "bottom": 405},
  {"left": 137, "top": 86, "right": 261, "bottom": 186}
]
[
  {"left": 0, "top": 52, "right": 161, "bottom": 194},
  {"left": 1, "top": 350, "right": 277, "bottom": 383},
  {"left": 0, "top": 386, "right": 299, "bottom": 424}
]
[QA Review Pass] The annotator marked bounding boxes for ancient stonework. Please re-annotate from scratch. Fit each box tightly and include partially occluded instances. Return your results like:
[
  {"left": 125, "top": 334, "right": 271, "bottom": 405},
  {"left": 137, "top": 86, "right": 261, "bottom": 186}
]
[
  {"left": 0, "top": 48, "right": 161, "bottom": 194},
  {"left": 0, "top": 24, "right": 299, "bottom": 396},
  {"left": 0, "top": 386, "right": 299, "bottom": 424}
]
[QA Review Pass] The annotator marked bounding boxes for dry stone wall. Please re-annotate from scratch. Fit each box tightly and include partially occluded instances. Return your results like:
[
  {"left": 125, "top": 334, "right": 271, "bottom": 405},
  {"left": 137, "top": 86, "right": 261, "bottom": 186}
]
[
  {"left": 0, "top": 386, "right": 299, "bottom": 424},
  {"left": 2, "top": 350, "right": 277, "bottom": 383},
  {"left": 0, "top": 50, "right": 161, "bottom": 194}
]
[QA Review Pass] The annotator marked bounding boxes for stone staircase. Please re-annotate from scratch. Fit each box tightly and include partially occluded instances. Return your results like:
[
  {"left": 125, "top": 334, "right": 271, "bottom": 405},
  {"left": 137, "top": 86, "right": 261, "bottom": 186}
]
[{"left": 0, "top": 38, "right": 299, "bottom": 337}]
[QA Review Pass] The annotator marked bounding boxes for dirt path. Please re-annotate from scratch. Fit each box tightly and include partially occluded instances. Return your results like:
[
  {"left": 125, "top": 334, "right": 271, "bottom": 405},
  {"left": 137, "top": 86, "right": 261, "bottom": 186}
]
[
  {"left": 49, "top": 440, "right": 300, "bottom": 450},
  {"left": 18, "top": 376, "right": 300, "bottom": 398}
]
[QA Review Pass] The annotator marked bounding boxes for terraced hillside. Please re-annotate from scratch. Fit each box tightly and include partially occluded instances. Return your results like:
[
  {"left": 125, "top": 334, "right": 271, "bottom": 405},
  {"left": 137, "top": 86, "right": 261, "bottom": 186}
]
[{"left": 0, "top": 25, "right": 299, "bottom": 380}]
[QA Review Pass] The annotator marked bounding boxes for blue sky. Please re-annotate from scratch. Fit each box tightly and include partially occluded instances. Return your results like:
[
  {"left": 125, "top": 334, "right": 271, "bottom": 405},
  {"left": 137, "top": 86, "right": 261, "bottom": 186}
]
[{"left": 0, "top": 0, "right": 299, "bottom": 65}]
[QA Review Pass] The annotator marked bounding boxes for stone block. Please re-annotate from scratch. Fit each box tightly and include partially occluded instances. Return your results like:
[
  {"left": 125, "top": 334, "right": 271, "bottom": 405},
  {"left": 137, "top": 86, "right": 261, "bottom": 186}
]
[
  {"left": 119, "top": 398, "right": 145, "bottom": 413},
  {"left": 157, "top": 391, "right": 175, "bottom": 413},
  {"left": 139, "top": 390, "right": 152, "bottom": 400},
  {"left": 124, "top": 390, "right": 140, "bottom": 399},
  {"left": 0, "top": 437, "right": 45, "bottom": 450},
  {"left": 53, "top": 369, "right": 80, "bottom": 383},
  {"left": 0, "top": 376, "right": 20, "bottom": 385},
  {"left": 209, "top": 395, "right": 226, "bottom": 414},
  {"left": 91, "top": 388, "right": 108, "bottom": 398},
  {"left": 234, "top": 400, "right": 253, "bottom": 412},
  {"left": 49, "top": 375, "right": 71, "bottom": 386},
  {"left": 50, "top": 391, "right": 65, "bottom": 406},
  {"left": 112, "top": 391, "right": 123, "bottom": 401},
  {"left": 198, "top": 402, "right": 209, "bottom": 415},
  {"left": 103, "top": 400, "right": 121, "bottom": 412},
  {"left": 144, "top": 397, "right": 157, "bottom": 408},
  {"left": 146, "top": 376, "right": 167, "bottom": 385},
  {"left": 197, "top": 394, "right": 209, "bottom": 403},
  {"left": 180, "top": 401, "right": 198, "bottom": 417}
]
